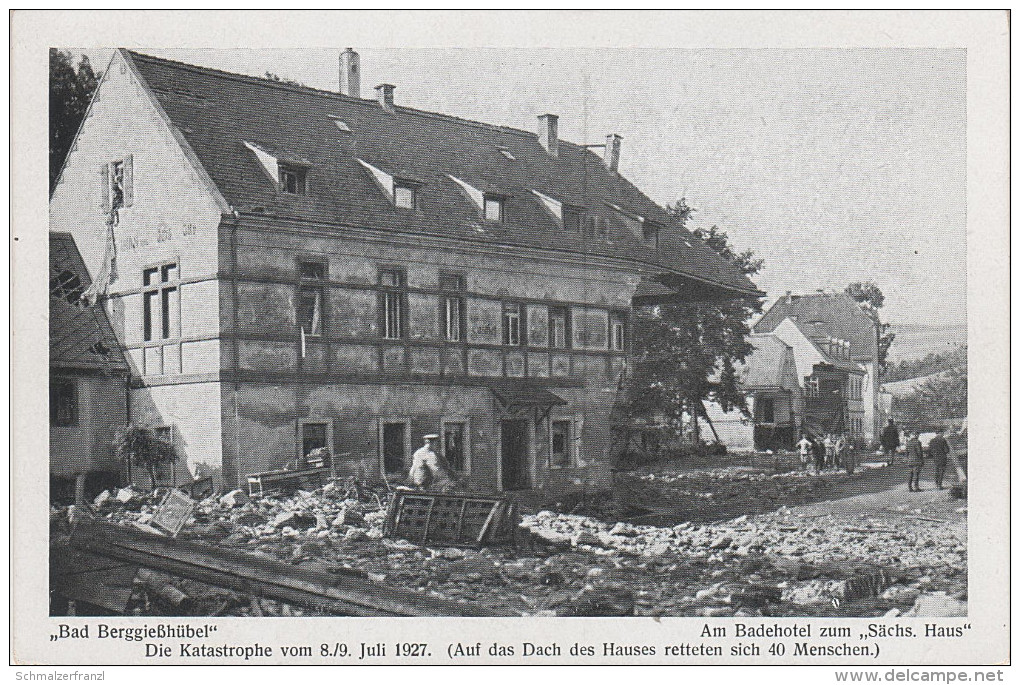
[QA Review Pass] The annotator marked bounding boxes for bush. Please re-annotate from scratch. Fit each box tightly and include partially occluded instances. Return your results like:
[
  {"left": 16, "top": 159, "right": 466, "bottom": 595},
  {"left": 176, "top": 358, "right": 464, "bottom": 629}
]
[{"left": 113, "top": 425, "right": 177, "bottom": 489}]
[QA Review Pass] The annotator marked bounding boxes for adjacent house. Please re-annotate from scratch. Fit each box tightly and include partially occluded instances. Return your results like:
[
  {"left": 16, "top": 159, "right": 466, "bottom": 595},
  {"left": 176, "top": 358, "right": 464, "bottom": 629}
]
[
  {"left": 49, "top": 49, "right": 759, "bottom": 493},
  {"left": 50, "top": 232, "right": 130, "bottom": 498},
  {"left": 754, "top": 291, "right": 881, "bottom": 442}
]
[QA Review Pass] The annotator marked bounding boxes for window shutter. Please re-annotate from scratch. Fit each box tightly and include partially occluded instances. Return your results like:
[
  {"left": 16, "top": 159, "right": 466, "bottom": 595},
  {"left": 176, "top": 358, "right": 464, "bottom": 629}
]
[
  {"left": 123, "top": 154, "right": 134, "bottom": 207},
  {"left": 100, "top": 163, "right": 110, "bottom": 210}
]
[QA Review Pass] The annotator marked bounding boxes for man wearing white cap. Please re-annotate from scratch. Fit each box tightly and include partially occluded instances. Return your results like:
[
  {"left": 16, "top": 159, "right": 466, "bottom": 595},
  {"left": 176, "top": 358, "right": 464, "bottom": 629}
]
[{"left": 408, "top": 433, "right": 453, "bottom": 489}]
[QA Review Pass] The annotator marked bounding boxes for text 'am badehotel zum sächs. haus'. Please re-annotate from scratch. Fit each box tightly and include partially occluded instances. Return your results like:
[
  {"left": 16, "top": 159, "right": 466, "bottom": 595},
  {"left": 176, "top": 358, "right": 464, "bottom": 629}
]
[{"left": 49, "top": 48, "right": 759, "bottom": 493}]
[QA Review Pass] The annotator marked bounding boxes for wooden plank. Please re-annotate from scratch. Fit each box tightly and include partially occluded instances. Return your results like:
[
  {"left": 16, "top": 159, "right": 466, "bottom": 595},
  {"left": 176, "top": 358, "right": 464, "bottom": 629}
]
[
  {"left": 50, "top": 544, "right": 138, "bottom": 614},
  {"left": 71, "top": 520, "right": 503, "bottom": 617}
]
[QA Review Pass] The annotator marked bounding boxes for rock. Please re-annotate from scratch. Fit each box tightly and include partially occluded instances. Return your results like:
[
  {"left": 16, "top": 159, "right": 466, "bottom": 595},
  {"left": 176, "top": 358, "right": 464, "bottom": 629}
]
[
  {"left": 116, "top": 487, "right": 140, "bottom": 504},
  {"left": 559, "top": 588, "right": 635, "bottom": 616},
  {"left": 334, "top": 507, "right": 365, "bottom": 528},
  {"left": 904, "top": 592, "right": 968, "bottom": 617},
  {"left": 571, "top": 531, "right": 601, "bottom": 547},
  {"left": 710, "top": 536, "right": 733, "bottom": 550},
  {"left": 699, "top": 605, "right": 735, "bottom": 617},
  {"left": 883, "top": 608, "right": 902, "bottom": 618},
  {"left": 219, "top": 489, "right": 249, "bottom": 508},
  {"left": 280, "top": 526, "right": 300, "bottom": 538},
  {"left": 344, "top": 528, "right": 368, "bottom": 542},
  {"left": 273, "top": 511, "right": 317, "bottom": 529},
  {"left": 235, "top": 512, "right": 267, "bottom": 527},
  {"left": 609, "top": 522, "right": 639, "bottom": 537}
]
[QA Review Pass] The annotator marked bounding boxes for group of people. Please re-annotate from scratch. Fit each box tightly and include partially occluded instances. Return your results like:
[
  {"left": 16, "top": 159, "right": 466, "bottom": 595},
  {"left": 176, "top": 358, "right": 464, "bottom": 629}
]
[
  {"left": 882, "top": 418, "right": 956, "bottom": 491},
  {"left": 796, "top": 432, "right": 855, "bottom": 474}
]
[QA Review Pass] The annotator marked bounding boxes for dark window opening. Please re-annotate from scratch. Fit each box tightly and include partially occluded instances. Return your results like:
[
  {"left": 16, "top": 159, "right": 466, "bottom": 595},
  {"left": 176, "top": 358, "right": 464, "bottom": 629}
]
[
  {"left": 50, "top": 269, "right": 85, "bottom": 305},
  {"left": 278, "top": 164, "right": 307, "bottom": 195},
  {"left": 379, "top": 269, "right": 406, "bottom": 340},
  {"left": 444, "top": 422, "right": 467, "bottom": 472},
  {"left": 382, "top": 422, "right": 406, "bottom": 473},
  {"left": 110, "top": 160, "right": 125, "bottom": 210},
  {"left": 562, "top": 206, "right": 583, "bottom": 232},
  {"left": 298, "top": 288, "right": 323, "bottom": 336},
  {"left": 551, "top": 420, "right": 571, "bottom": 468},
  {"left": 50, "top": 379, "right": 78, "bottom": 427},
  {"left": 756, "top": 398, "right": 775, "bottom": 423},
  {"left": 299, "top": 260, "right": 327, "bottom": 280},
  {"left": 301, "top": 422, "right": 329, "bottom": 458}
]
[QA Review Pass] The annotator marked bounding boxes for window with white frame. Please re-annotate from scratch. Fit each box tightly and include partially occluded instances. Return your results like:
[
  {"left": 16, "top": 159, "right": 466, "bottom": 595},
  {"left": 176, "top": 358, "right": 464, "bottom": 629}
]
[
  {"left": 297, "top": 260, "right": 326, "bottom": 337},
  {"left": 50, "top": 379, "right": 78, "bottom": 427},
  {"left": 142, "top": 263, "right": 180, "bottom": 343},
  {"left": 805, "top": 377, "right": 820, "bottom": 397},
  {"left": 393, "top": 181, "right": 417, "bottom": 209},
  {"left": 439, "top": 274, "right": 466, "bottom": 342},
  {"left": 379, "top": 269, "right": 406, "bottom": 339},
  {"left": 503, "top": 302, "right": 522, "bottom": 346},
  {"left": 610, "top": 312, "right": 627, "bottom": 351},
  {"left": 484, "top": 194, "right": 505, "bottom": 222},
  {"left": 548, "top": 306, "right": 570, "bottom": 349},
  {"left": 278, "top": 163, "right": 307, "bottom": 195}
]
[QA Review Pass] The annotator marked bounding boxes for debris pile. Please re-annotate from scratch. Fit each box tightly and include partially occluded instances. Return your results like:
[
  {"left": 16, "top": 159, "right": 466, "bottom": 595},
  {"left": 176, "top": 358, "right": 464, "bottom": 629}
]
[{"left": 56, "top": 463, "right": 966, "bottom": 618}]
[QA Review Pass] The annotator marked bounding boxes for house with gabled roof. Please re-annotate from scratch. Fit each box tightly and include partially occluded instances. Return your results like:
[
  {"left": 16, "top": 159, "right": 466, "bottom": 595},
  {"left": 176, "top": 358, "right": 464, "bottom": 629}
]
[
  {"left": 49, "top": 48, "right": 759, "bottom": 492},
  {"left": 754, "top": 291, "right": 879, "bottom": 442},
  {"left": 50, "top": 232, "right": 130, "bottom": 498}
]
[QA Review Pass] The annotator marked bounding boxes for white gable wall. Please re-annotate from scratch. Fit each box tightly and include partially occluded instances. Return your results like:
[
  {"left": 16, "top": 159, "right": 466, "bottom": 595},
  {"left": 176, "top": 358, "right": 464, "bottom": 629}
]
[
  {"left": 49, "top": 50, "right": 227, "bottom": 482},
  {"left": 770, "top": 318, "right": 826, "bottom": 386}
]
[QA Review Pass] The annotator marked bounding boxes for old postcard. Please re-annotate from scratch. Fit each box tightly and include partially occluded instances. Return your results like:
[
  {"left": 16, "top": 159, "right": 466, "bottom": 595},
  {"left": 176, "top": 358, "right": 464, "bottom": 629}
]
[{"left": 11, "top": 10, "right": 1010, "bottom": 673}]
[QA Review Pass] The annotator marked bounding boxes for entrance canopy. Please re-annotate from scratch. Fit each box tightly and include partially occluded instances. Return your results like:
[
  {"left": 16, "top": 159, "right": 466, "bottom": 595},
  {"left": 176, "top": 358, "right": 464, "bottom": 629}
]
[{"left": 491, "top": 385, "right": 567, "bottom": 422}]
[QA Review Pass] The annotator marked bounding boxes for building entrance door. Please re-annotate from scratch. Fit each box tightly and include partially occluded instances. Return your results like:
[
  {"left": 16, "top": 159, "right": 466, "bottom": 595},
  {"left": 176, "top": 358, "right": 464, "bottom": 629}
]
[{"left": 501, "top": 419, "right": 530, "bottom": 490}]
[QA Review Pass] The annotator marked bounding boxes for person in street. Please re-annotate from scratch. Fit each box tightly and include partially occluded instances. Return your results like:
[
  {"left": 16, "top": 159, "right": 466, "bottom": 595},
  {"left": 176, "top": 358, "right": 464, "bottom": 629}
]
[
  {"left": 881, "top": 419, "right": 901, "bottom": 466},
  {"left": 823, "top": 434, "right": 836, "bottom": 469},
  {"left": 812, "top": 435, "right": 826, "bottom": 474},
  {"left": 796, "top": 433, "right": 813, "bottom": 469},
  {"left": 906, "top": 431, "right": 925, "bottom": 491},
  {"left": 928, "top": 427, "right": 952, "bottom": 490},
  {"left": 408, "top": 434, "right": 454, "bottom": 490}
]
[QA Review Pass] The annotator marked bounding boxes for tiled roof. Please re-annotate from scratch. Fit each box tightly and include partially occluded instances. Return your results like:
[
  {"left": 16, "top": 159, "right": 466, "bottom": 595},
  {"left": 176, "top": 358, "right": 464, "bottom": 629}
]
[
  {"left": 754, "top": 292, "right": 878, "bottom": 359},
  {"left": 50, "top": 232, "right": 130, "bottom": 372},
  {"left": 124, "top": 50, "right": 760, "bottom": 297}
]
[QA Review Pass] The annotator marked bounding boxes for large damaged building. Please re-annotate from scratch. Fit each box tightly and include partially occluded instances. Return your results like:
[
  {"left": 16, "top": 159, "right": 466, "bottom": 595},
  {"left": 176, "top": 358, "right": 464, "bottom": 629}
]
[{"left": 49, "top": 49, "right": 759, "bottom": 492}]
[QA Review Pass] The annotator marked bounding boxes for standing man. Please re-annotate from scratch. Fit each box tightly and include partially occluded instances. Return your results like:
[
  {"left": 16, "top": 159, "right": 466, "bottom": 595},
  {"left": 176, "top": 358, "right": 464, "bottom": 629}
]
[
  {"left": 906, "top": 431, "right": 925, "bottom": 492},
  {"left": 812, "top": 434, "right": 826, "bottom": 474},
  {"left": 797, "top": 433, "right": 813, "bottom": 469},
  {"left": 881, "top": 419, "right": 901, "bottom": 466},
  {"left": 408, "top": 434, "right": 454, "bottom": 490},
  {"left": 928, "top": 427, "right": 952, "bottom": 490}
]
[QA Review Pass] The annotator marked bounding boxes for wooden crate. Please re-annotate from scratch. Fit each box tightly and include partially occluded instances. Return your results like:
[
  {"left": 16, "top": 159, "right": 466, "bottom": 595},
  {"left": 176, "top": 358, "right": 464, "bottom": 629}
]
[{"left": 383, "top": 490, "right": 519, "bottom": 547}]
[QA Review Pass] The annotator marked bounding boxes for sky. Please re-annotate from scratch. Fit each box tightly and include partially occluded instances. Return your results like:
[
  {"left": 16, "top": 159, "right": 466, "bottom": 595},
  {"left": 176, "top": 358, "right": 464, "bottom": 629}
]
[{"left": 76, "top": 47, "right": 968, "bottom": 329}]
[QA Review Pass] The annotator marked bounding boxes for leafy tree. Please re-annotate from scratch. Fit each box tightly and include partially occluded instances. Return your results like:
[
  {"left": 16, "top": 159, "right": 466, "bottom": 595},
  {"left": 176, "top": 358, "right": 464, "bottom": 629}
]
[
  {"left": 50, "top": 49, "right": 98, "bottom": 192},
  {"left": 113, "top": 425, "right": 177, "bottom": 489},
  {"left": 894, "top": 366, "right": 968, "bottom": 426},
  {"left": 623, "top": 198, "right": 763, "bottom": 443},
  {"left": 845, "top": 280, "right": 896, "bottom": 373},
  {"left": 264, "top": 71, "right": 305, "bottom": 86},
  {"left": 884, "top": 345, "right": 967, "bottom": 383}
]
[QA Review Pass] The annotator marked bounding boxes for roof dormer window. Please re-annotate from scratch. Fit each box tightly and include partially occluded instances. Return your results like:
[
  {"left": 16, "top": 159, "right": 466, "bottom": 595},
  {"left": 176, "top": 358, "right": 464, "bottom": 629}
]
[
  {"left": 278, "top": 163, "right": 307, "bottom": 195},
  {"left": 393, "top": 180, "right": 420, "bottom": 210},
  {"left": 484, "top": 194, "right": 505, "bottom": 222},
  {"left": 562, "top": 205, "right": 584, "bottom": 232}
]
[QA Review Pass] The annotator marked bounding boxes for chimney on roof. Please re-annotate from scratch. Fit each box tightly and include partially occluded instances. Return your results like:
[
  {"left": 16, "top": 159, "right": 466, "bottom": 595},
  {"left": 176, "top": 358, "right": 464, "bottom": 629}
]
[
  {"left": 538, "top": 114, "right": 559, "bottom": 157},
  {"left": 339, "top": 48, "right": 360, "bottom": 98},
  {"left": 785, "top": 291, "right": 792, "bottom": 304},
  {"left": 375, "top": 83, "right": 396, "bottom": 112},
  {"left": 604, "top": 133, "right": 622, "bottom": 172}
]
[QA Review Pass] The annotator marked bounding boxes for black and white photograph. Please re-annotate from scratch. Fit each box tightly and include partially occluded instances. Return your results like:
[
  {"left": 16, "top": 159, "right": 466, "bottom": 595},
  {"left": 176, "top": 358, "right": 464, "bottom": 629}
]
[{"left": 13, "top": 10, "right": 1008, "bottom": 670}]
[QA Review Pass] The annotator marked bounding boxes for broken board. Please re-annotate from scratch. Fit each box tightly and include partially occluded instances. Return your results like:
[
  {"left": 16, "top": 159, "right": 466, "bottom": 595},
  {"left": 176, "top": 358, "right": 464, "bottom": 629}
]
[
  {"left": 383, "top": 490, "right": 519, "bottom": 547},
  {"left": 149, "top": 489, "right": 197, "bottom": 537},
  {"left": 50, "top": 543, "right": 138, "bottom": 614}
]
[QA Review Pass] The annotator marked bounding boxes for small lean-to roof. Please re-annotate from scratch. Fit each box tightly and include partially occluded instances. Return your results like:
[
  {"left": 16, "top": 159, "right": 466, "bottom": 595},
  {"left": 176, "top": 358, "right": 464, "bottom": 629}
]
[
  {"left": 738, "top": 334, "right": 797, "bottom": 390},
  {"left": 50, "top": 233, "right": 130, "bottom": 373},
  {"left": 123, "top": 50, "right": 760, "bottom": 298}
]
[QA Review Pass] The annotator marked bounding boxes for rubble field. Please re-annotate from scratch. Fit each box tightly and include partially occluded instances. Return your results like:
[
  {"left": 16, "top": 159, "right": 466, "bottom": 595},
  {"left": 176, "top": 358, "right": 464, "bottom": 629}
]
[{"left": 53, "top": 460, "right": 967, "bottom": 618}]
